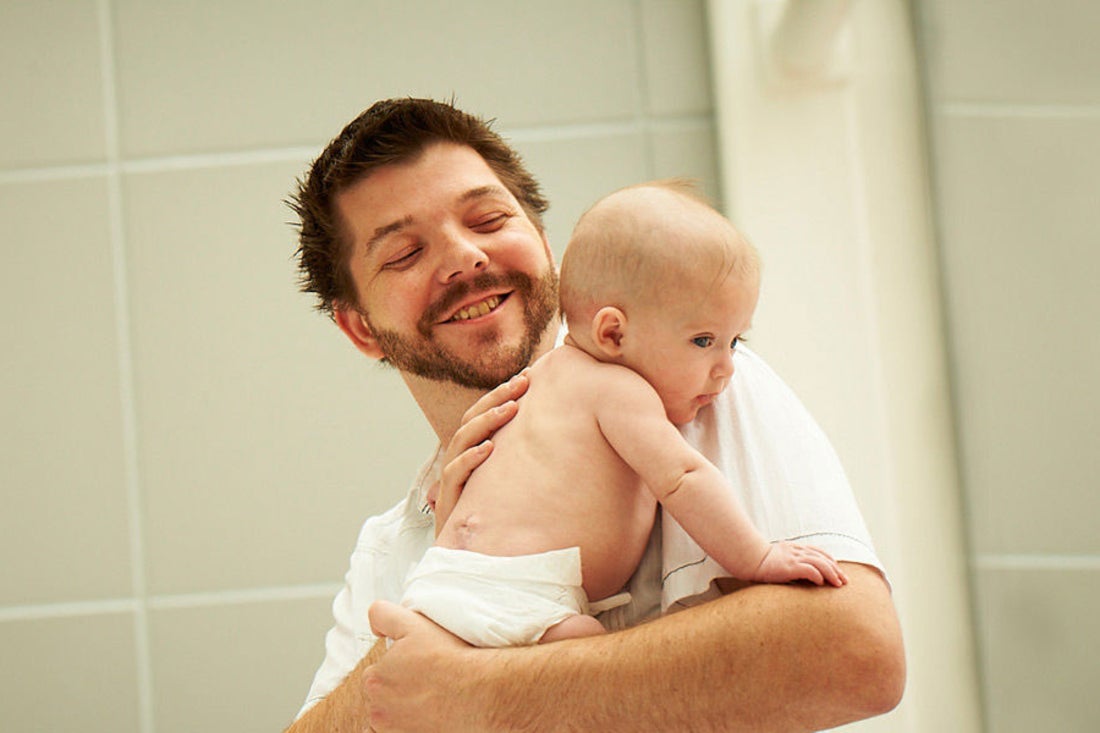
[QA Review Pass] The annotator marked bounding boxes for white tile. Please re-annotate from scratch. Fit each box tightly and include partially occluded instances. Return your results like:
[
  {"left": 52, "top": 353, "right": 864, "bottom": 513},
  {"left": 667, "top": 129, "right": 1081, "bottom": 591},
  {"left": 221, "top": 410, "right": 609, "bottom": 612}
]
[
  {"left": 112, "top": 0, "right": 640, "bottom": 157},
  {"left": 934, "top": 114, "right": 1100, "bottom": 555},
  {"left": 148, "top": 597, "right": 333, "bottom": 733},
  {"left": 648, "top": 121, "right": 723, "bottom": 205},
  {"left": 512, "top": 130, "right": 648, "bottom": 259},
  {"left": 975, "top": 567, "right": 1100, "bottom": 732},
  {"left": 919, "top": 0, "right": 1100, "bottom": 104},
  {"left": 0, "top": 0, "right": 107, "bottom": 168},
  {"left": 122, "top": 161, "right": 434, "bottom": 595},
  {"left": 640, "top": 0, "right": 714, "bottom": 115},
  {"left": 0, "top": 613, "right": 141, "bottom": 732},
  {"left": 0, "top": 177, "right": 132, "bottom": 605}
]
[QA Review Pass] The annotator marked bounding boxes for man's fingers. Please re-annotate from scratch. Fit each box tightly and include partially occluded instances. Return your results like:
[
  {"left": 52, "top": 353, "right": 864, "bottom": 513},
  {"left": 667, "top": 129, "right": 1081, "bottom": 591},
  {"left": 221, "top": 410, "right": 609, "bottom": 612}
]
[
  {"left": 369, "top": 600, "right": 416, "bottom": 642},
  {"left": 435, "top": 441, "right": 494, "bottom": 531},
  {"left": 434, "top": 371, "right": 529, "bottom": 531},
  {"left": 447, "top": 399, "right": 518, "bottom": 463},
  {"left": 439, "top": 441, "right": 493, "bottom": 497},
  {"left": 459, "top": 369, "right": 529, "bottom": 427}
]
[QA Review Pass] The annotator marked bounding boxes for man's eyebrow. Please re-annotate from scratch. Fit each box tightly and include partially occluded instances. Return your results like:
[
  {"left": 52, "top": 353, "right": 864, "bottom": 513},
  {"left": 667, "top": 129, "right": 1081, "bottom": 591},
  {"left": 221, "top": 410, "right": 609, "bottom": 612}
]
[
  {"left": 365, "top": 215, "right": 413, "bottom": 253},
  {"left": 460, "top": 184, "right": 510, "bottom": 203},
  {"left": 362, "top": 185, "right": 510, "bottom": 254}
]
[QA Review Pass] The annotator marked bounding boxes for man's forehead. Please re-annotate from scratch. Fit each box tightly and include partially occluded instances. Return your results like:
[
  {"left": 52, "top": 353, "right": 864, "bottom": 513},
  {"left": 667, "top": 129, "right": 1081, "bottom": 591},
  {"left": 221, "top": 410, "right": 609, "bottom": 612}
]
[
  {"left": 385, "top": 142, "right": 502, "bottom": 192},
  {"left": 335, "top": 146, "right": 515, "bottom": 252},
  {"left": 349, "top": 145, "right": 509, "bottom": 214}
]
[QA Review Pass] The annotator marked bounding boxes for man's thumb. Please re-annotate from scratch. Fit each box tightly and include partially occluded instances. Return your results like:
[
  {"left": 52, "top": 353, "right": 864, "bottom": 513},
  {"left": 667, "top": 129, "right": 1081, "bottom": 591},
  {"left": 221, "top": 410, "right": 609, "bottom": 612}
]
[{"left": 368, "top": 599, "right": 411, "bottom": 641}]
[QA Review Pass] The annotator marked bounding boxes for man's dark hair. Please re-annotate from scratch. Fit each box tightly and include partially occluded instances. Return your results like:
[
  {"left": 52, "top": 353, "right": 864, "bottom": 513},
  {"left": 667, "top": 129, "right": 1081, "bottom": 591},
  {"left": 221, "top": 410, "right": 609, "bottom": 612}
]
[{"left": 288, "top": 98, "right": 549, "bottom": 315}]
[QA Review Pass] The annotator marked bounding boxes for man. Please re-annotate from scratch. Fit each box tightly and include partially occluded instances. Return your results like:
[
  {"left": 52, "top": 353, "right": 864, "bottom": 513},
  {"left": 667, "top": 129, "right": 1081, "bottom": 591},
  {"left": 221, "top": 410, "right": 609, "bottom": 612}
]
[{"left": 286, "top": 98, "right": 904, "bottom": 732}]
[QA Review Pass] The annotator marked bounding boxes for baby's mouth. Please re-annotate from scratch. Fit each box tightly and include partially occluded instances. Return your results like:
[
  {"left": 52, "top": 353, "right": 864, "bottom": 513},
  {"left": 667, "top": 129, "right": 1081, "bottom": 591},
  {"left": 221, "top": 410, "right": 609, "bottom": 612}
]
[{"left": 447, "top": 294, "right": 505, "bottom": 322}]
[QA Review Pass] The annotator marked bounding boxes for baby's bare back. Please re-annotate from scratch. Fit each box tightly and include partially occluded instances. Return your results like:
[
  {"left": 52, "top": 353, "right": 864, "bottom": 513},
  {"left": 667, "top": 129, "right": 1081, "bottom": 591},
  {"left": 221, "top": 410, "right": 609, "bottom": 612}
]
[{"left": 434, "top": 346, "right": 657, "bottom": 602}]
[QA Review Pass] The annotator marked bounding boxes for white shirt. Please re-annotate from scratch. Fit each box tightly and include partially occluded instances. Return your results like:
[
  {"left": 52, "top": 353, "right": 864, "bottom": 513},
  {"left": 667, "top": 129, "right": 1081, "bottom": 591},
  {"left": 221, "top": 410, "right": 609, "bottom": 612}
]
[{"left": 298, "top": 346, "right": 883, "bottom": 716}]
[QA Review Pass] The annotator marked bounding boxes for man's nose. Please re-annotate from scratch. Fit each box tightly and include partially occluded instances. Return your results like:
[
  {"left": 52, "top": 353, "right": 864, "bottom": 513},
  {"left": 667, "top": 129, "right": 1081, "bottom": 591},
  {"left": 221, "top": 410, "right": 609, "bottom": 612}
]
[{"left": 436, "top": 228, "right": 488, "bottom": 283}]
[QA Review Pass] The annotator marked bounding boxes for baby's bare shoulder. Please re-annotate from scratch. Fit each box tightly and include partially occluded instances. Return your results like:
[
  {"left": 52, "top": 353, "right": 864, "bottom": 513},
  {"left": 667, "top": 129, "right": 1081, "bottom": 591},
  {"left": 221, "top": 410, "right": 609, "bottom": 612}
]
[{"left": 542, "top": 345, "right": 649, "bottom": 390}]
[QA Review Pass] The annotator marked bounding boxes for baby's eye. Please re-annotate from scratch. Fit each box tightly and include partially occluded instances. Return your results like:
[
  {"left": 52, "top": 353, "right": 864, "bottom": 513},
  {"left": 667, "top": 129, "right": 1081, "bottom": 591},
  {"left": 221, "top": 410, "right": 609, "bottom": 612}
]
[
  {"left": 730, "top": 336, "right": 740, "bottom": 351},
  {"left": 692, "top": 336, "right": 714, "bottom": 348}
]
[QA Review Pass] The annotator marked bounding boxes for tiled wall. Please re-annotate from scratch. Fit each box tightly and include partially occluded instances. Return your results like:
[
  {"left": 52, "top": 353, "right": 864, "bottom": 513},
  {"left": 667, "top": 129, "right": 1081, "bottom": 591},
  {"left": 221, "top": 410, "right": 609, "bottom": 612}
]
[
  {"left": 0, "top": 1, "right": 719, "bottom": 731},
  {"left": 914, "top": 1, "right": 1100, "bottom": 731}
]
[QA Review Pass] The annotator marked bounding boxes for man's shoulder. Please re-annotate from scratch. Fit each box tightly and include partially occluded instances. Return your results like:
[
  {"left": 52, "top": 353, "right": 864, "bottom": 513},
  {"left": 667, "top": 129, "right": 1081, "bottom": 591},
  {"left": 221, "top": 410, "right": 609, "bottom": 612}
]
[
  {"left": 723, "top": 346, "right": 801, "bottom": 409},
  {"left": 686, "top": 345, "right": 820, "bottom": 447},
  {"left": 353, "top": 494, "right": 431, "bottom": 549}
]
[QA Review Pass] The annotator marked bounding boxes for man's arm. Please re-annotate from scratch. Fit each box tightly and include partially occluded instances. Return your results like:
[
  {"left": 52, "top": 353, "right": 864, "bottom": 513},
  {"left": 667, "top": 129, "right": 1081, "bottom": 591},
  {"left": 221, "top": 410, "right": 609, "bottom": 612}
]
[
  {"left": 363, "top": 562, "right": 904, "bottom": 732},
  {"left": 285, "top": 638, "right": 385, "bottom": 733}
]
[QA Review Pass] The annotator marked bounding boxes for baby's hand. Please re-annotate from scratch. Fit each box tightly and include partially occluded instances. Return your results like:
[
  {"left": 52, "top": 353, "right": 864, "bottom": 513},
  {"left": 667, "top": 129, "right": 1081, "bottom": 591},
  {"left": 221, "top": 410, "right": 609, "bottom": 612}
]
[{"left": 753, "top": 542, "right": 848, "bottom": 587}]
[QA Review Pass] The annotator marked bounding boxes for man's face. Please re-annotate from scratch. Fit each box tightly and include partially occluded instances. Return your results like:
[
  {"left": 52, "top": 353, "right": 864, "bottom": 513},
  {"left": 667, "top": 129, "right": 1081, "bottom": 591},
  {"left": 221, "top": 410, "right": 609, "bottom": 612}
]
[{"left": 334, "top": 142, "right": 558, "bottom": 389}]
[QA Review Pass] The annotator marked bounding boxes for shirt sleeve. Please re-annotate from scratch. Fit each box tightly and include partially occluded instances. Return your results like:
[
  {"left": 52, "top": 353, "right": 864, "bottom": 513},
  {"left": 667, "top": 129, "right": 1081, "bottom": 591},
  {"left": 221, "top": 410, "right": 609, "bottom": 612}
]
[
  {"left": 296, "top": 497, "right": 434, "bottom": 719},
  {"left": 662, "top": 346, "right": 884, "bottom": 611}
]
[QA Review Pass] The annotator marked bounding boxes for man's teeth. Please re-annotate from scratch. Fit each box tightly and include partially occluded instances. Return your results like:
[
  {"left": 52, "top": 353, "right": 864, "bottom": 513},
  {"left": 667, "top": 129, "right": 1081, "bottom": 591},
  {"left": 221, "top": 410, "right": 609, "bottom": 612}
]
[{"left": 450, "top": 295, "right": 502, "bottom": 322}]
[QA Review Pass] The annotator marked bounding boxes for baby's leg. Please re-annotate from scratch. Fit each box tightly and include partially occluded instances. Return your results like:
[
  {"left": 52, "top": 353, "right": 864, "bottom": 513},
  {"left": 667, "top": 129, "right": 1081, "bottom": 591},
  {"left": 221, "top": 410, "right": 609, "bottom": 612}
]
[{"left": 539, "top": 614, "right": 606, "bottom": 644}]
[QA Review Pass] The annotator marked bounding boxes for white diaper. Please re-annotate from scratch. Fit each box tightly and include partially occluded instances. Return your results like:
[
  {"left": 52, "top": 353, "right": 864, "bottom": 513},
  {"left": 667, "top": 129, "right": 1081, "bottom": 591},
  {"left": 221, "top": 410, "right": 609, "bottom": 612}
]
[{"left": 401, "top": 546, "right": 590, "bottom": 647}]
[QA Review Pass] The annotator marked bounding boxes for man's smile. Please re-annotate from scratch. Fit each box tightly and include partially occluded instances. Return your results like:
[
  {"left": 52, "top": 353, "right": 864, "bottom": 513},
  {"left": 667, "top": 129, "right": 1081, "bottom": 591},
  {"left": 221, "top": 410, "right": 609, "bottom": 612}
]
[{"left": 446, "top": 293, "right": 507, "bottom": 323}]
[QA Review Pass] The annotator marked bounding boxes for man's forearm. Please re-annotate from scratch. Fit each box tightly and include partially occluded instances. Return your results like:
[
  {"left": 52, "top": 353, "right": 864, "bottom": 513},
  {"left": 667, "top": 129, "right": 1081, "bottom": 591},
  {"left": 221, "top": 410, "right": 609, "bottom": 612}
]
[
  {"left": 476, "top": 563, "right": 904, "bottom": 732},
  {"left": 285, "top": 639, "right": 386, "bottom": 733},
  {"left": 303, "top": 563, "right": 904, "bottom": 732}
]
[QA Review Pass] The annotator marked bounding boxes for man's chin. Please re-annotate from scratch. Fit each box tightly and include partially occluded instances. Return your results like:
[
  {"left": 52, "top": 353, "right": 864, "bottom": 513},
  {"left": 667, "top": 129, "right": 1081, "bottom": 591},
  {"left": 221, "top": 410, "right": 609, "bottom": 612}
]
[
  {"left": 372, "top": 295, "right": 555, "bottom": 390},
  {"left": 383, "top": 345, "right": 529, "bottom": 391}
]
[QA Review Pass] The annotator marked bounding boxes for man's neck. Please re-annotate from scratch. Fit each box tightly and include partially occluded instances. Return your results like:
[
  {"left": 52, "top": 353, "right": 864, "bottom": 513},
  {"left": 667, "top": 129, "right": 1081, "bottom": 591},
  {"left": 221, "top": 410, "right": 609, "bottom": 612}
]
[
  {"left": 402, "top": 321, "right": 560, "bottom": 443},
  {"left": 401, "top": 375, "right": 486, "bottom": 444}
]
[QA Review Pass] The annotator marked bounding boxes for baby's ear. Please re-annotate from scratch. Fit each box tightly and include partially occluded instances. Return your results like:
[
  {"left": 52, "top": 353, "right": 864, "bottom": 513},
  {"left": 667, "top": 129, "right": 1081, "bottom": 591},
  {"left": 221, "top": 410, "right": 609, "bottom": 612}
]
[{"left": 591, "top": 306, "right": 626, "bottom": 357}]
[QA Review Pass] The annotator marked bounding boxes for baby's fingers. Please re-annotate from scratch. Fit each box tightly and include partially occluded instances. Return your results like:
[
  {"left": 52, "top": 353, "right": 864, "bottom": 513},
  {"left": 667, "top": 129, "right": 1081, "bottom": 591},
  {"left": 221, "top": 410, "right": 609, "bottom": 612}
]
[{"left": 797, "top": 545, "right": 847, "bottom": 587}]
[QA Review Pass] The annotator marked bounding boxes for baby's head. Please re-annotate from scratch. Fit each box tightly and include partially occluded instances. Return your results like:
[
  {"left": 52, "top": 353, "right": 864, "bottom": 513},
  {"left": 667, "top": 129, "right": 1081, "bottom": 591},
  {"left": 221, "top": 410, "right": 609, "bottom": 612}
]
[{"left": 559, "top": 180, "right": 761, "bottom": 424}]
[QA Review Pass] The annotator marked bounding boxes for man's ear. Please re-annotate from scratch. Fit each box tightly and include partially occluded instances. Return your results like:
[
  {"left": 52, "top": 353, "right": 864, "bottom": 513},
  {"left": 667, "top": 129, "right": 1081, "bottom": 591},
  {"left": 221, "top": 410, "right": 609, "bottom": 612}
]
[
  {"left": 591, "top": 306, "right": 626, "bottom": 357},
  {"left": 333, "top": 304, "right": 386, "bottom": 359}
]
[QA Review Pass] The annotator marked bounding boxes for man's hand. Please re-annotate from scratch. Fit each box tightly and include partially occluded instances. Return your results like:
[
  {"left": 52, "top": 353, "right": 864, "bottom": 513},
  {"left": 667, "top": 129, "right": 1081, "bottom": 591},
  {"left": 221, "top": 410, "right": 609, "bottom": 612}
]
[
  {"left": 365, "top": 601, "right": 482, "bottom": 732},
  {"left": 296, "top": 564, "right": 901, "bottom": 733},
  {"left": 432, "top": 370, "right": 530, "bottom": 533}
]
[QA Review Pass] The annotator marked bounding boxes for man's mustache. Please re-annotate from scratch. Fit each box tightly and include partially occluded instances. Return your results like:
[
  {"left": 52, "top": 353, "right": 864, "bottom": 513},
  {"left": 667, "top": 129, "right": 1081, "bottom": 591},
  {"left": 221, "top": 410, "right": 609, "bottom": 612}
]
[{"left": 417, "top": 272, "right": 533, "bottom": 336}]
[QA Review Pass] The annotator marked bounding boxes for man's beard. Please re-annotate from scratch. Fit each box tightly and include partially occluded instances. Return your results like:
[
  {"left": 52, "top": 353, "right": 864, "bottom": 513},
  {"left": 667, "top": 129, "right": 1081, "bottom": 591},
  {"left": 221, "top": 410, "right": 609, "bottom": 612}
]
[{"left": 368, "top": 269, "right": 559, "bottom": 390}]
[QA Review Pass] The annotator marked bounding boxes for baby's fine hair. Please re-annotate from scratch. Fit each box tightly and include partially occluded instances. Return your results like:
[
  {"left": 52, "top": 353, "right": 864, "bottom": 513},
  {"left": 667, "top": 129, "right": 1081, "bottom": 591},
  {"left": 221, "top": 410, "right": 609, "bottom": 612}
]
[{"left": 559, "top": 179, "right": 760, "bottom": 329}]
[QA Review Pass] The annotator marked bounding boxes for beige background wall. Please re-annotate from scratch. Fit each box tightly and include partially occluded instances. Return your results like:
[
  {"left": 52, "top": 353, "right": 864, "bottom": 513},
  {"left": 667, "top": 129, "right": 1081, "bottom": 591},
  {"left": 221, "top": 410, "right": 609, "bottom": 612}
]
[
  {"left": 707, "top": 2, "right": 979, "bottom": 730},
  {"left": 913, "top": 1, "right": 1100, "bottom": 731},
  {"left": 4, "top": 1, "right": 1096, "bottom": 732},
  {"left": 0, "top": 1, "right": 720, "bottom": 731}
]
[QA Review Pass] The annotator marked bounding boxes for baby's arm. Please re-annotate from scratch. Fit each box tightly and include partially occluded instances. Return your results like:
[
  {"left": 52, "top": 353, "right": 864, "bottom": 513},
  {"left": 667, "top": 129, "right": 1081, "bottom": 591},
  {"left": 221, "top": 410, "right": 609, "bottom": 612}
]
[{"left": 596, "top": 369, "right": 845, "bottom": 587}]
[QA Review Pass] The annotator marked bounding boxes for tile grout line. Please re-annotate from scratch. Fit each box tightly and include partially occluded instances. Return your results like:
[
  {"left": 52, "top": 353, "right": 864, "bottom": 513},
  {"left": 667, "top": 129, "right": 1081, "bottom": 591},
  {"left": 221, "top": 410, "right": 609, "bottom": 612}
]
[
  {"left": 629, "top": 0, "right": 657, "bottom": 180},
  {"left": 146, "top": 583, "right": 344, "bottom": 610},
  {"left": 0, "top": 116, "right": 716, "bottom": 185},
  {"left": 96, "top": 2, "right": 154, "bottom": 732},
  {"left": 940, "top": 102, "right": 1100, "bottom": 119},
  {"left": 0, "top": 583, "right": 343, "bottom": 623},
  {"left": 0, "top": 598, "right": 140, "bottom": 623},
  {"left": 0, "top": 162, "right": 110, "bottom": 184},
  {"left": 974, "top": 553, "right": 1100, "bottom": 571}
]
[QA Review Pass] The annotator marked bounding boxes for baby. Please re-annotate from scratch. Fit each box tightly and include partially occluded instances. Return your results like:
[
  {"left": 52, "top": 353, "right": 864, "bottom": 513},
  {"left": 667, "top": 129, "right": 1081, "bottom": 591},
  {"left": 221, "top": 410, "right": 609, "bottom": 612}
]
[{"left": 396, "top": 180, "right": 846, "bottom": 647}]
